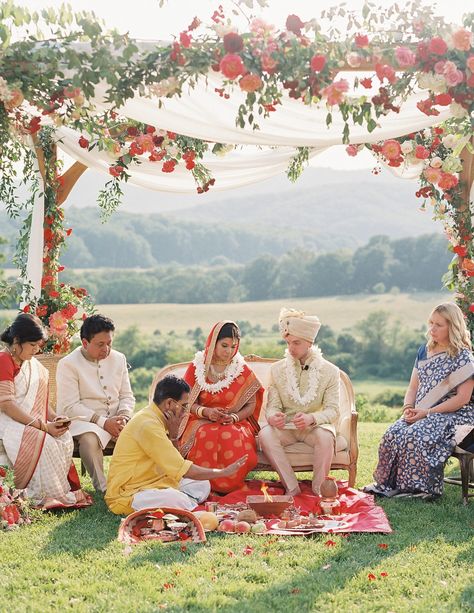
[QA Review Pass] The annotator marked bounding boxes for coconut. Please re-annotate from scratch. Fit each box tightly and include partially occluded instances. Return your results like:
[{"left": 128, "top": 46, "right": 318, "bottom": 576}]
[{"left": 194, "top": 511, "right": 219, "bottom": 531}]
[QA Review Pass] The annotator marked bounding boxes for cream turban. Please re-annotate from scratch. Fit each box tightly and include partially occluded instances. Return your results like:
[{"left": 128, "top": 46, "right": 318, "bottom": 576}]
[{"left": 278, "top": 307, "right": 321, "bottom": 343}]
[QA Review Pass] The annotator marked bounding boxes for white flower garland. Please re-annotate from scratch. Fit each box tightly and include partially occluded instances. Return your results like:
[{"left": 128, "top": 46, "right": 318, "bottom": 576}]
[
  {"left": 284, "top": 346, "right": 324, "bottom": 406},
  {"left": 193, "top": 350, "right": 245, "bottom": 394}
]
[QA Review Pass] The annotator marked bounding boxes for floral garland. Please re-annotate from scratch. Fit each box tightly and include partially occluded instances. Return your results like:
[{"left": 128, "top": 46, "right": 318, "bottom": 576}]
[
  {"left": 192, "top": 350, "right": 245, "bottom": 394},
  {"left": 347, "top": 118, "right": 474, "bottom": 333},
  {"left": 284, "top": 347, "right": 324, "bottom": 406}
]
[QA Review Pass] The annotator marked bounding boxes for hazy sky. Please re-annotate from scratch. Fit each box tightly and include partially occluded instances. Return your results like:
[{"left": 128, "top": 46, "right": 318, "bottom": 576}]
[{"left": 21, "top": 0, "right": 469, "bottom": 170}]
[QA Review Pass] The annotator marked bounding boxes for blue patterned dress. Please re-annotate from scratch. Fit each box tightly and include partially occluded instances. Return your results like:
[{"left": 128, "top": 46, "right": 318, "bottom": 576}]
[{"left": 372, "top": 345, "right": 474, "bottom": 497}]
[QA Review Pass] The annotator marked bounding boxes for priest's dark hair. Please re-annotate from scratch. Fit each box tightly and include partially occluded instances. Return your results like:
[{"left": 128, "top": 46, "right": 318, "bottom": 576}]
[{"left": 153, "top": 375, "right": 190, "bottom": 405}]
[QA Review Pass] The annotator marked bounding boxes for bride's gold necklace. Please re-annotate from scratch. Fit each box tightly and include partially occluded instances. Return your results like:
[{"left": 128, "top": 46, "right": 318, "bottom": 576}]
[{"left": 209, "top": 363, "right": 228, "bottom": 380}]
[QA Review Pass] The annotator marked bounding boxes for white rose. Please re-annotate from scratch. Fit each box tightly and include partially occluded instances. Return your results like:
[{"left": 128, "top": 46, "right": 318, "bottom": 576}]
[
  {"left": 450, "top": 101, "right": 468, "bottom": 119},
  {"left": 442, "top": 134, "right": 457, "bottom": 149},
  {"left": 430, "top": 156, "right": 443, "bottom": 168},
  {"left": 401, "top": 141, "right": 413, "bottom": 154}
]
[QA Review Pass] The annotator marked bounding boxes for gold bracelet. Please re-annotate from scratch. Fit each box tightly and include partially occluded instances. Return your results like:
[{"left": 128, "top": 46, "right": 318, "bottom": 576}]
[
  {"left": 403, "top": 404, "right": 414, "bottom": 410},
  {"left": 231, "top": 413, "right": 239, "bottom": 423}
]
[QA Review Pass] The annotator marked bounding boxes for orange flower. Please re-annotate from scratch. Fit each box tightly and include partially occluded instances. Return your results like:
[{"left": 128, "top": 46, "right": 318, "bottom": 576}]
[
  {"left": 381, "top": 139, "right": 402, "bottom": 160},
  {"left": 452, "top": 28, "right": 472, "bottom": 52},
  {"left": 239, "top": 73, "right": 263, "bottom": 93}
]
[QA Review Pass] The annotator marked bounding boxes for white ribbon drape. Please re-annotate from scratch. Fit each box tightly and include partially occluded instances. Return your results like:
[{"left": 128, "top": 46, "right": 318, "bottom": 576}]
[{"left": 22, "top": 137, "right": 45, "bottom": 303}]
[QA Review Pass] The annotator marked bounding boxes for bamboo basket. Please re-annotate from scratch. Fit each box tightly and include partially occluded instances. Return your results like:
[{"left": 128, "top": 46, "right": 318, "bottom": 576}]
[{"left": 36, "top": 353, "right": 64, "bottom": 411}]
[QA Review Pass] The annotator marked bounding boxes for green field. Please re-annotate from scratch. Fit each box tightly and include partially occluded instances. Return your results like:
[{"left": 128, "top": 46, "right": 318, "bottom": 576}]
[{"left": 89, "top": 292, "right": 449, "bottom": 337}]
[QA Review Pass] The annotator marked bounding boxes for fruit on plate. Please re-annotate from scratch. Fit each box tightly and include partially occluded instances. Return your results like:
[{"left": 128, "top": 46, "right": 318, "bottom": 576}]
[
  {"left": 234, "top": 521, "right": 251, "bottom": 533},
  {"left": 218, "top": 519, "right": 236, "bottom": 533},
  {"left": 250, "top": 522, "right": 266, "bottom": 533},
  {"left": 194, "top": 511, "right": 219, "bottom": 531}
]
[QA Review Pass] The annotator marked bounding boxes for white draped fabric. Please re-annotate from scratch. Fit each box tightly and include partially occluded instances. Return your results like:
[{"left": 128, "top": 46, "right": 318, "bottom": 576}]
[
  {"left": 91, "top": 77, "right": 454, "bottom": 147},
  {"left": 24, "top": 70, "right": 456, "bottom": 297}
]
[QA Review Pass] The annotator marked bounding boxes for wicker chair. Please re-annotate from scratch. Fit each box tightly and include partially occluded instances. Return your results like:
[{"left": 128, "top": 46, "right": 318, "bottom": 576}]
[{"left": 151, "top": 355, "right": 359, "bottom": 487}]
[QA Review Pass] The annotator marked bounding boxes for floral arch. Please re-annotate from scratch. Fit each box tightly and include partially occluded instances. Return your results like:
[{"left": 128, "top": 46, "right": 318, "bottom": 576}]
[{"left": 0, "top": 0, "right": 473, "bottom": 351}]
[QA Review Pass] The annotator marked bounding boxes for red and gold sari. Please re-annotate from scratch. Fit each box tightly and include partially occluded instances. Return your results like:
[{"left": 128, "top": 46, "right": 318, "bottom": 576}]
[{"left": 178, "top": 321, "right": 263, "bottom": 493}]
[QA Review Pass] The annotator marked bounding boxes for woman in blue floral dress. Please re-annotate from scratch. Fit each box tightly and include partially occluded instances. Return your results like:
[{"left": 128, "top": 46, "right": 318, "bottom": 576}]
[{"left": 365, "top": 302, "right": 474, "bottom": 499}]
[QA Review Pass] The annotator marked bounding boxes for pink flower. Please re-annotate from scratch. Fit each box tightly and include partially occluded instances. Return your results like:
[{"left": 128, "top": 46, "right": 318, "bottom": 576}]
[
  {"left": 381, "top": 139, "right": 402, "bottom": 160},
  {"left": 321, "top": 79, "right": 349, "bottom": 106},
  {"left": 467, "top": 56, "right": 474, "bottom": 72},
  {"left": 346, "top": 144, "right": 359, "bottom": 157},
  {"left": 428, "top": 37, "right": 448, "bottom": 55},
  {"left": 414, "top": 145, "right": 430, "bottom": 160},
  {"left": 423, "top": 167, "right": 442, "bottom": 184},
  {"left": 395, "top": 46, "right": 416, "bottom": 68},
  {"left": 375, "top": 63, "right": 396, "bottom": 84},
  {"left": 346, "top": 52, "right": 361, "bottom": 68},
  {"left": 49, "top": 311, "right": 68, "bottom": 336},
  {"left": 219, "top": 53, "right": 244, "bottom": 79},
  {"left": 310, "top": 55, "right": 326, "bottom": 72},
  {"left": 261, "top": 52, "right": 278, "bottom": 73},
  {"left": 452, "top": 28, "right": 472, "bottom": 52},
  {"left": 445, "top": 68, "right": 464, "bottom": 87}
]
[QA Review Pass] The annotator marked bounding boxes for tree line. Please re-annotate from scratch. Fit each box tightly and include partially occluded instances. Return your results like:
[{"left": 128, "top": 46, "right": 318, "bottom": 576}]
[
  {"left": 55, "top": 233, "right": 450, "bottom": 304},
  {"left": 111, "top": 311, "right": 423, "bottom": 405}
]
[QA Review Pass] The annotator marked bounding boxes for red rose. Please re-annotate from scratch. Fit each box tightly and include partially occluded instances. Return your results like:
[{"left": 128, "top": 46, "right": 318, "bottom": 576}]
[
  {"left": 286, "top": 14, "right": 305, "bottom": 35},
  {"left": 219, "top": 53, "right": 244, "bottom": 79},
  {"left": 22, "top": 305, "right": 31, "bottom": 313},
  {"left": 239, "top": 73, "right": 263, "bottom": 93},
  {"left": 360, "top": 77, "right": 372, "bottom": 89},
  {"left": 223, "top": 32, "right": 244, "bottom": 53},
  {"left": 162, "top": 160, "right": 177, "bottom": 173},
  {"left": 179, "top": 31, "right": 192, "bottom": 48},
  {"left": 415, "top": 145, "right": 430, "bottom": 159},
  {"left": 355, "top": 34, "right": 369, "bottom": 48},
  {"left": 310, "top": 55, "right": 326, "bottom": 72},
  {"left": 434, "top": 93, "right": 452, "bottom": 106},
  {"left": 454, "top": 245, "right": 468, "bottom": 257},
  {"left": 469, "top": 304, "right": 474, "bottom": 313},
  {"left": 36, "top": 305, "right": 48, "bottom": 317},
  {"left": 65, "top": 228, "right": 73, "bottom": 236},
  {"left": 438, "top": 172, "right": 458, "bottom": 190},
  {"left": 109, "top": 165, "right": 124, "bottom": 178},
  {"left": 49, "top": 291, "right": 60, "bottom": 298},
  {"left": 428, "top": 37, "right": 448, "bottom": 55},
  {"left": 78, "top": 136, "right": 89, "bottom": 149},
  {"left": 166, "top": 131, "right": 177, "bottom": 140},
  {"left": 28, "top": 116, "right": 41, "bottom": 134}
]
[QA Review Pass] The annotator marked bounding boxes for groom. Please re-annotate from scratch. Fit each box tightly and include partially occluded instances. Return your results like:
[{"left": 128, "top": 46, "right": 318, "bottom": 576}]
[{"left": 259, "top": 308, "right": 340, "bottom": 496}]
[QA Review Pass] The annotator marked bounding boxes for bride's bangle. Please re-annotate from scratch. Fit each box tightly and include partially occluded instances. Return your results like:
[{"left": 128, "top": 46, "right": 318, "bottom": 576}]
[
  {"left": 196, "top": 406, "right": 206, "bottom": 418},
  {"left": 26, "top": 417, "right": 37, "bottom": 428},
  {"left": 403, "top": 403, "right": 414, "bottom": 410}
]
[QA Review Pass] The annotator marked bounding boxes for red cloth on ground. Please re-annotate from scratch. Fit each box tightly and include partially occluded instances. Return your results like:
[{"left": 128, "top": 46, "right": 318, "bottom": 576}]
[{"left": 202, "top": 479, "right": 392, "bottom": 533}]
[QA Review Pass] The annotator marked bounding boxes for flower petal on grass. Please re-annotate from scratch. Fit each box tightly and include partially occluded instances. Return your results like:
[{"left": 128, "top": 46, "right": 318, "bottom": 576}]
[
  {"left": 378, "top": 543, "right": 389, "bottom": 549},
  {"left": 325, "top": 540, "right": 337, "bottom": 547},
  {"left": 368, "top": 573, "right": 377, "bottom": 581}
]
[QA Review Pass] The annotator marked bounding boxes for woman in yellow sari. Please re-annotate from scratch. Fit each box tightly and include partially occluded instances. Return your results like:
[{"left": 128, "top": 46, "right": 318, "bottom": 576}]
[{"left": 179, "top": 321, "right": 263, "bottom": 493}]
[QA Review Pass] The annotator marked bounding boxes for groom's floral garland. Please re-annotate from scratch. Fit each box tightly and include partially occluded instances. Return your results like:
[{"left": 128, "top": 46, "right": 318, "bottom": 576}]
[
  {"left": 284, "top": 347, "right": 324, "bottom": 406},
  {"left": 193, "top": 350, "right": 245, "bottom": 394}
]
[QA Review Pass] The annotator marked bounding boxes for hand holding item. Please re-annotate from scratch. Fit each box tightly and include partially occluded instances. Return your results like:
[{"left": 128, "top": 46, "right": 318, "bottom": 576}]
[
  {"left": 46, "top": 420, "right": 69, "bottom": 437},
  {"left": 268, "top": 411, "right": 286, "bottom": 429},
  {"left": 293, "top": 412, "right": 314, "bottom": 429},
  {"left": 53, "top": 415, "right": 71, "bottom": 428},
  {"left": 219, "top": 412, "right": 235, "bottom": 425}
]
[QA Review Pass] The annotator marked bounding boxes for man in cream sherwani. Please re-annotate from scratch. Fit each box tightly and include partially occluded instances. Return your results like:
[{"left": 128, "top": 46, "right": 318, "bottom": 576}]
[
  {"left": 56, "top": 314, "right": 135, "bottom": 492},
  {"left": 259, "top": 308, "right": 340, "bottom": 496}
]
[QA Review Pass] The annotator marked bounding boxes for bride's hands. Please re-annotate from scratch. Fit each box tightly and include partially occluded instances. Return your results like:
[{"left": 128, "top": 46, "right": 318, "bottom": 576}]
[{"left": 203, "top": 407, "right": 226, "bottom": 422}]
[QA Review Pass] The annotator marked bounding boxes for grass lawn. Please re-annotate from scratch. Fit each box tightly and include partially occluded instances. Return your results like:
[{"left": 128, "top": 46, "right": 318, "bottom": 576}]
[{"left": 2, "top": 423, "right": 473, "bottom": 613}]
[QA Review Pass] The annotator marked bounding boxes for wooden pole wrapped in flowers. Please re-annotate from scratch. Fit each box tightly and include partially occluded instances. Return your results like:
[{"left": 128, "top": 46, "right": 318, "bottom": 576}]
[{"left": 0, "top": 1, "right": 473, "bottom": 335}]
